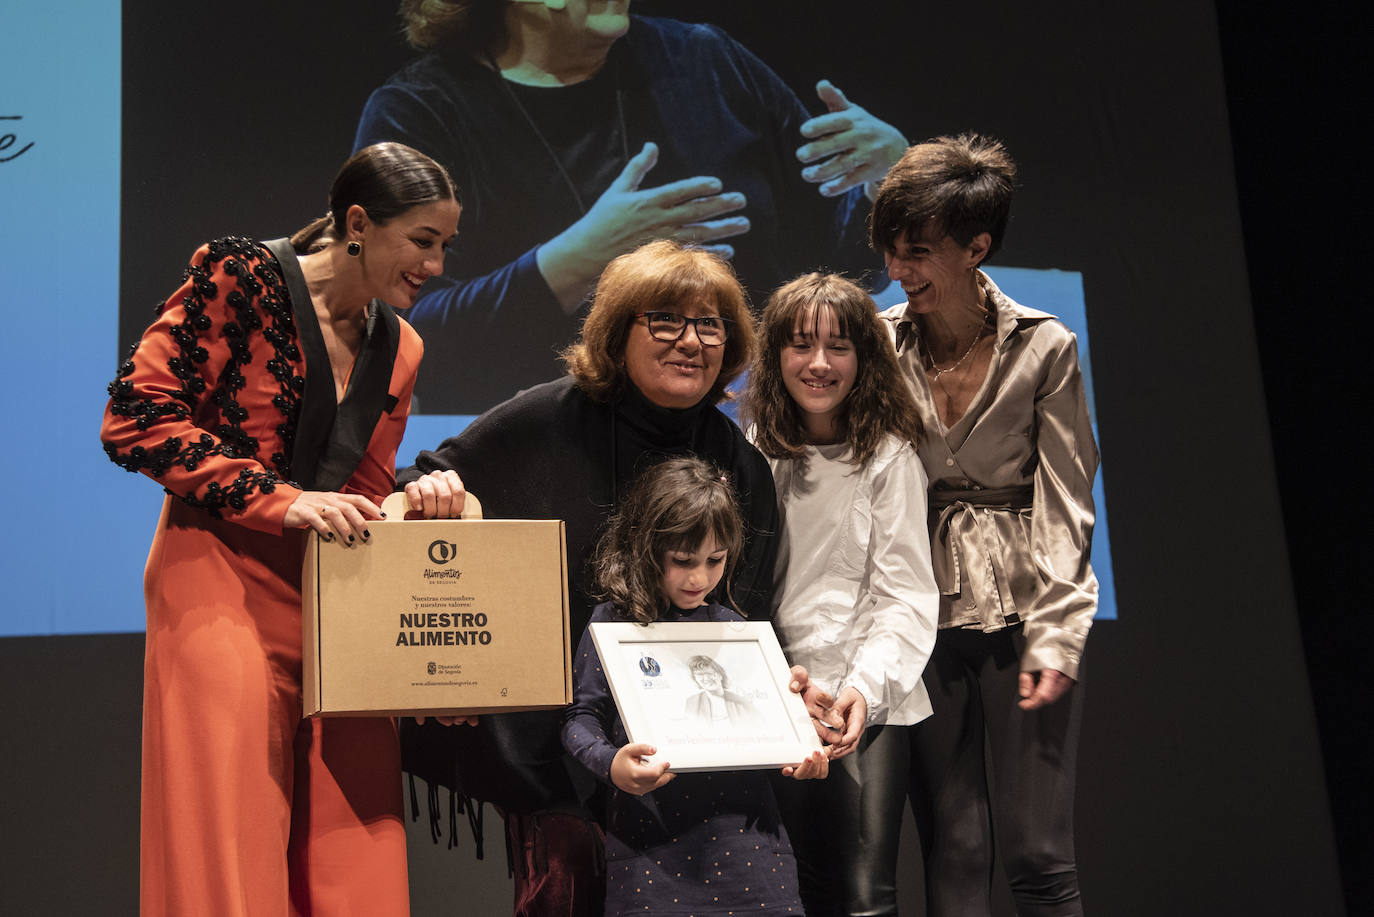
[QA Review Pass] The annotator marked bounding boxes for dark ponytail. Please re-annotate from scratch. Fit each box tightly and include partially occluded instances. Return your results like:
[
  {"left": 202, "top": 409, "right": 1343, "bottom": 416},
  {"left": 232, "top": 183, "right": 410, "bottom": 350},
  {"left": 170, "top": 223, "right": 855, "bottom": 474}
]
[
  {"left": 290, "top": 142, "right": 458, "bottom": 254},
  {"left": 289, "top": 214, "right": 335, "bottom": 253}
]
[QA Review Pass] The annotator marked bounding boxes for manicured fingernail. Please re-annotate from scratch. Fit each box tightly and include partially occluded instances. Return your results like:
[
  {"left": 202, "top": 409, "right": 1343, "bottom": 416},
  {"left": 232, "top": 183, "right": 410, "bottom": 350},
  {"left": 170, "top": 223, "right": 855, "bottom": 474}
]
[
  {"left": 362, "top": 529, "right": 371, "bottom": 539},
  {"left": 323, "top": 532, "right": 333, "bottom": 541},
  {"left": 379, "top": 512, "right": 387, "bottom": 518},
  {"left": 347, "top": 534, "right": 355, "bottom": 543}
]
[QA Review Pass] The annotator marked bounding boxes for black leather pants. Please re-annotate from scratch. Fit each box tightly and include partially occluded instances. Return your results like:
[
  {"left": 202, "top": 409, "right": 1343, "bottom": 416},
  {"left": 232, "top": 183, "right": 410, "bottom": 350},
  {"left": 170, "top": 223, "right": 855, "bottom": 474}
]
[
  {"left": 774, "top": 722, "right": 911, "bottom": 916},
  {"left": 911, "top": 625, "right": 1085, "bottom": 917}
]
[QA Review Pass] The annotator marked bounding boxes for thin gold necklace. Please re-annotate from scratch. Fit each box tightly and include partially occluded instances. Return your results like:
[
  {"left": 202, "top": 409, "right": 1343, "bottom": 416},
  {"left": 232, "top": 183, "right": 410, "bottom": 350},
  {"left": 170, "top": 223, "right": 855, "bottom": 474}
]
[{"left": 920, "top": 304, "right": 990, "bottom": 380}]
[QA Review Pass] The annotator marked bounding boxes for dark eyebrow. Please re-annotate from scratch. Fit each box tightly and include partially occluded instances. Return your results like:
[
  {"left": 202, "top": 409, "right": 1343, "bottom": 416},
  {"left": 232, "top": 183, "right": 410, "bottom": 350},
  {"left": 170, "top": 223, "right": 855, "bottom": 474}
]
[{"left": 418, "top": 224, "right": 460, "bottom": 244}]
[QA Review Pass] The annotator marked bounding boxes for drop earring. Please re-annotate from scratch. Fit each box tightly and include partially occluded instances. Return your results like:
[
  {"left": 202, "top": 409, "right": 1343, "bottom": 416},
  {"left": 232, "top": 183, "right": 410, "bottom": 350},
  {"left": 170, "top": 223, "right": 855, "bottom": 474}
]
[{"left": 346, "top": 240, "right": 362, "bottom": 256}]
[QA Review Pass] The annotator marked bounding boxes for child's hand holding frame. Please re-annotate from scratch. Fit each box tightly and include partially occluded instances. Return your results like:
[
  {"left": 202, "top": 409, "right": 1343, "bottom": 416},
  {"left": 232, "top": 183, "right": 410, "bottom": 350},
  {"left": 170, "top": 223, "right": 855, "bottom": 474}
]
[{"left": 611, "top": 742, "right": 677, "bottom": 795}]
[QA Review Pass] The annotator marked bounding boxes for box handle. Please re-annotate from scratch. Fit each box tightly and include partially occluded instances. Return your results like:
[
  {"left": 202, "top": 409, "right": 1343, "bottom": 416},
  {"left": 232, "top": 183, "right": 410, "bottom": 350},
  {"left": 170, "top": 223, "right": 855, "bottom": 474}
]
[{"left": 379, "top": 490, "right": 484, "bottom": 520}]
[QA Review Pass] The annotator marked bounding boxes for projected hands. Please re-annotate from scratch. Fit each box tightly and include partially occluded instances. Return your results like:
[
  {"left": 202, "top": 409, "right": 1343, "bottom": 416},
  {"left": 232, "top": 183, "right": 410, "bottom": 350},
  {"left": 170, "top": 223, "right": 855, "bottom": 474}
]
[
  {"left": 797, "top": 80, "right": 907, "bottom": 201},
  {"left": 536, "top": 141, "right": 750, "bottom": 311},
  {"left": 533, "top": 82, "right": 904, "bottom": 310}
]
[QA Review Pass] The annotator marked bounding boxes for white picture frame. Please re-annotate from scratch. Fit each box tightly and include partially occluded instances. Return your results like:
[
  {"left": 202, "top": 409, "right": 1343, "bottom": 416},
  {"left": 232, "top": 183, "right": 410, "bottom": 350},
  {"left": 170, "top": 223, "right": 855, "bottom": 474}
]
[{"left": 588, "top": 619, "right": 822, "bottom": 772}]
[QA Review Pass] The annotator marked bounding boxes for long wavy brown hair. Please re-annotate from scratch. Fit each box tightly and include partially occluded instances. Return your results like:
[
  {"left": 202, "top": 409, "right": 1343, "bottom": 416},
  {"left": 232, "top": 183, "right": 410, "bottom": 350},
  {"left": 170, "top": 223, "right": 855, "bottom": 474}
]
[
  {"left": 743, "top": 273, "right": 922, "bottom": 466},
  {"left": 594, "top": 457, "right": 745, "bottom": 625}
]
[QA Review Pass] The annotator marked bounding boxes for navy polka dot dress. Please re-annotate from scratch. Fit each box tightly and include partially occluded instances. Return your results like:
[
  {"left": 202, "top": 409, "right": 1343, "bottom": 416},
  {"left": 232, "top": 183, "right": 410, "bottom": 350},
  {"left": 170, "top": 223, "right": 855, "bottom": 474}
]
[{"left": 563, "top": 602, "right": 804, "bottom": 916}]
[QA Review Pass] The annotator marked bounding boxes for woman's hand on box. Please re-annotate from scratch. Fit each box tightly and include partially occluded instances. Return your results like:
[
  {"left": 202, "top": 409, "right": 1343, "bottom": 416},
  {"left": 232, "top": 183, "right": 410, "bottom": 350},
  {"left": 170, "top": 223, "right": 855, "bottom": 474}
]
[
  {"left": 404, "top": 470, "right": 467, "bottom": 519},
  {"left": 285, "top": 491, "right": 383, "bottom": 544}
]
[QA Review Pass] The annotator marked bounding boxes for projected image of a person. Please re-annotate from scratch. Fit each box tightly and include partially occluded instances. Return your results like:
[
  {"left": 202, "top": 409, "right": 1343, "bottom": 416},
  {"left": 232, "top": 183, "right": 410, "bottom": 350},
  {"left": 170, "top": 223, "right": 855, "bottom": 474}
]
[
  {"left": 354, "top": 0, "right": 907, "bottom": 413},
  {"left": 100, "top": 143, "right": 463, "bottom": 916},
  {"left": 873, "top": 134, "right": 1099, "bottom": 917}
]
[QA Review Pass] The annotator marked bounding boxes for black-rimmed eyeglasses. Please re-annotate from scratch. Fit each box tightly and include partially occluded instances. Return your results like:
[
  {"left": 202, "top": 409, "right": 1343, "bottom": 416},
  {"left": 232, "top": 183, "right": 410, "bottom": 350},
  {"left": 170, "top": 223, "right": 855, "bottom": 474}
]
[{"left": 635, "top": 312, "right": 730, "bottom": 346}]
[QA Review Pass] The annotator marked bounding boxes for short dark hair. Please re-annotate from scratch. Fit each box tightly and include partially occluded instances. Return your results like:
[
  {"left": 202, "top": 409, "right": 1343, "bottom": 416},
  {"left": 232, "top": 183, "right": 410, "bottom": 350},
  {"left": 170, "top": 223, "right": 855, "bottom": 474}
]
[
  {"left": 594, "top": 457, "right": 745, "bottom": 625},
  {"left": 290, "top": 142, "right": 458, "bottom": 254},
  {"left": 399, "top": 0, "right": 505, "bottom": 52},
  {"left": 744, "top": 273, "right": 922, "bottom": 467},
  {"left": 563, "top": 239, "right": 755, "bottom": 405},
  {"left": 869, "top": 133, "right": 1017, "bottom": 262}
]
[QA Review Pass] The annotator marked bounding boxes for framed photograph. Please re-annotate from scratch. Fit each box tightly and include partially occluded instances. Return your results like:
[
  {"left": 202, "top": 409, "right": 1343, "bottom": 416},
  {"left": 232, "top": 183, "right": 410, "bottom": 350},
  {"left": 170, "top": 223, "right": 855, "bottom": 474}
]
[{"left": 589, "top": 620, "right": 822, "bottom": 772}]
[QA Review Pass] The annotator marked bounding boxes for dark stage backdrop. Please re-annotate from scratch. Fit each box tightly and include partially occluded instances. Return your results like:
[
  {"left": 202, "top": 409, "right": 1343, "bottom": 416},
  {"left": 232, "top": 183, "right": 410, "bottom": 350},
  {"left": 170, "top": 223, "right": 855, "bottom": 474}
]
[{"left": 0, "top": 1, "right": 1346, "bottom": 914}]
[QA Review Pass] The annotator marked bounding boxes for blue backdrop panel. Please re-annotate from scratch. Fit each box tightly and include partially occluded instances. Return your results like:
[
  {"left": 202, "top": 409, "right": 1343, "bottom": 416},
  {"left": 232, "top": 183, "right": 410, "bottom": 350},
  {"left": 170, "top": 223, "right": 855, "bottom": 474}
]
[{"left": 0, "top": 2, "right": 158, "bottom": 636}]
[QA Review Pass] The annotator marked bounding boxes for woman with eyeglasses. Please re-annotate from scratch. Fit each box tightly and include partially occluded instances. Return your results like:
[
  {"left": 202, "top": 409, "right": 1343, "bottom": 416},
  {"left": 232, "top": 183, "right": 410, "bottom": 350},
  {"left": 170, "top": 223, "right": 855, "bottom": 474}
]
[{"left": 395, "top": 238, "right": 780, "bottom": 916}]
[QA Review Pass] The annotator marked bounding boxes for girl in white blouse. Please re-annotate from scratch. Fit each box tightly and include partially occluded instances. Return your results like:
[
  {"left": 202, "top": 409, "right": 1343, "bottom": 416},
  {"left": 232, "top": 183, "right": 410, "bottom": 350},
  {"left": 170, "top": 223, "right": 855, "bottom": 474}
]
[{"left": 744, "top": 272, "right": 940, "bottom": 916}]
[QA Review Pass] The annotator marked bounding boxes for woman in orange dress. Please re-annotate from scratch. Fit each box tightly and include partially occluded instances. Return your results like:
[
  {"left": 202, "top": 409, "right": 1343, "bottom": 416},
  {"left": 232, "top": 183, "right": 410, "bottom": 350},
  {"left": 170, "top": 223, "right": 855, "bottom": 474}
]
[{"left": 101, "top": 142, "right": 460, "bottom": 916}]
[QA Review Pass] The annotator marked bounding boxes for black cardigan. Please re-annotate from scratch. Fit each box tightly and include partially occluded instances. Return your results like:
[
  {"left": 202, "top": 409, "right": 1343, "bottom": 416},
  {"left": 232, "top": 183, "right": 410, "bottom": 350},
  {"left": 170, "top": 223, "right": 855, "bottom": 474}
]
[{"left": 397, "top": 375, "right": 779, "bottom": 814}]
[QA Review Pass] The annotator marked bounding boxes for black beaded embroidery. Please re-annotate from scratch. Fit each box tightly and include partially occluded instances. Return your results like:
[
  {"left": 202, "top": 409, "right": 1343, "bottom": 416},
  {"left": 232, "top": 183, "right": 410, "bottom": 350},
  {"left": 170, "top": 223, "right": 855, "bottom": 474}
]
[{"left": 103, "top": 237, "right": 307, "bottom": 518}]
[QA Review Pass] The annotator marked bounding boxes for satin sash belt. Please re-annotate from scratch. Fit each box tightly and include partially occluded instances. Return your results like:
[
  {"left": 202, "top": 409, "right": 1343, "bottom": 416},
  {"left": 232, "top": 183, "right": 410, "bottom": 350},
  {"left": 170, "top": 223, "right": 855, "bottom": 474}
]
[{"left": 929, "top": 485, "right": 1034, "bottom": 625}]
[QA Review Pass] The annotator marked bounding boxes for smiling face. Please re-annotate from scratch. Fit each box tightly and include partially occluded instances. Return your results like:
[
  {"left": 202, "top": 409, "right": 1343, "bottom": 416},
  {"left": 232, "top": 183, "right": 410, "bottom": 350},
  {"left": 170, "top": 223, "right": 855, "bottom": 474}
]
[
  {"left": 660, "top": 534, "right": 727, "bottom": 610},
  {"left": 780, "top": 307, "right": 859, "bottom": 444},
  {"left": 883, "top": 228, "right": 989, "bottom": 319},
  {"left": 350, "top": 198, "right": 461, "bottom": 309},
  {"left": 622, "top": 299, "right": 724, "bottom": 409}
]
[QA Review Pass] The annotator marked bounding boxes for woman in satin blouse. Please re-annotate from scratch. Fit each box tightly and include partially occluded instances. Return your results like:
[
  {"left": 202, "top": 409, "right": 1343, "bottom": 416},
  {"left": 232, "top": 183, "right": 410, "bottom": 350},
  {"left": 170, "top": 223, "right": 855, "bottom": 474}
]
[{"left": 872, "top": 134, "right": 1099, "bottom": 917}]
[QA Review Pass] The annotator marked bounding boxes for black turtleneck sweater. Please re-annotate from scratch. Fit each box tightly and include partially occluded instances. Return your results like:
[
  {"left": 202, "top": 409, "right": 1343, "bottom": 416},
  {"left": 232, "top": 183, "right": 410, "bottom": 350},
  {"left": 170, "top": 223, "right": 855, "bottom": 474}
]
[{"left": 396, "top": 374, "right": 779, "bottom": 812}]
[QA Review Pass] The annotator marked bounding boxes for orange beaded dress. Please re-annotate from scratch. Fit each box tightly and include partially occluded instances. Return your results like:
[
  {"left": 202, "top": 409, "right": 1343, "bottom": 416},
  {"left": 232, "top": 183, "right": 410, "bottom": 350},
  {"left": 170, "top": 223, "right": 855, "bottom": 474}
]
[{"left": 102, "top": 237, "right": 422, "bottom": 916}]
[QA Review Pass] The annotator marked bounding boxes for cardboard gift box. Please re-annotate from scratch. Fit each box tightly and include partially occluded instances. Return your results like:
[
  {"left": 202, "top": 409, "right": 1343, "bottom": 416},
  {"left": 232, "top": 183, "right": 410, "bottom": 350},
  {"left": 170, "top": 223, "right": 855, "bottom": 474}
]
[{"left": 302, "top": 493, "right": 571, "bottom": 717}]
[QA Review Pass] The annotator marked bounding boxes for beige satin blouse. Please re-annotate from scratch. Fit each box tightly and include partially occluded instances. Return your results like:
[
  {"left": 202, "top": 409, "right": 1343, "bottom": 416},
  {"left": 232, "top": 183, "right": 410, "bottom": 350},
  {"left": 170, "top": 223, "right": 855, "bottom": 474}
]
[{"left": 880, "top": 271, "right": 1099, "bottom": 678}]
